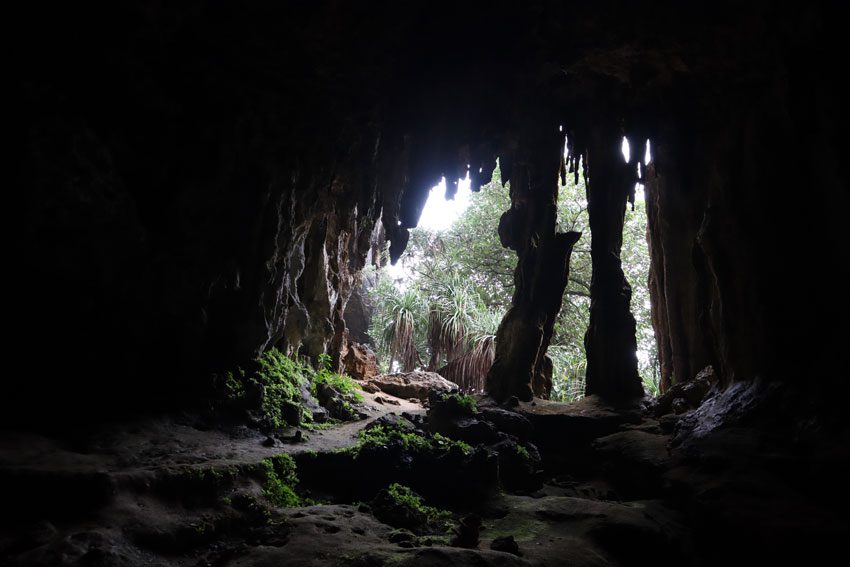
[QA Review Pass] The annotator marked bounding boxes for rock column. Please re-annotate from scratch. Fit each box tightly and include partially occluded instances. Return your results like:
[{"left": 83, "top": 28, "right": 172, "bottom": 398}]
[
  {"left": 486, "top": 127, "right": 581, "bottom": 402},
  {"left": 583, "top": 126, "right": 644, "bottom": 401}
]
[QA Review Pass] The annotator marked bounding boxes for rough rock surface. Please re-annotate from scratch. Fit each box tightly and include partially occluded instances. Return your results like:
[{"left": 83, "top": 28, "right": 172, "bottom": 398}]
[
  {"left": 593, "top": 430, "right": 671, "bottom": 498},
  {"left": 653, "top": 365, "right": 714, "bottom": 416},
  {"left": 342, "top": 342, "right": 380, "bottom": 382},
  {"left": 367, "top": 372, "right": 459, "bottom": 402},
  {"left": 2, "top": 392, "right": 848, "bottom": 565}
]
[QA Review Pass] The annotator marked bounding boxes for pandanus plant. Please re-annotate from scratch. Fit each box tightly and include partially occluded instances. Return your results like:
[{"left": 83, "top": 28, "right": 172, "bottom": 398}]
[
  {"left": 436, "top": 307, "right": 502, "bottom": 392},
  {"left": 380, "top": 288, "right": 423, "bottom": 372}
]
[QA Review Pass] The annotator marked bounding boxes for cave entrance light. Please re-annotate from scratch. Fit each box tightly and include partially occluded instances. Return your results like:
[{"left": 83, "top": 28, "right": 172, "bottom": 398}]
[{"left": 618, "top": 136, "right": 659, "bottom": 394}]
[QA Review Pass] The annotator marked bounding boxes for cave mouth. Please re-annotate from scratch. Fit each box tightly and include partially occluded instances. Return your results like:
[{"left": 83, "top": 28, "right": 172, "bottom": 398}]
[
  {"left": 5, "top": 1, "right": 848, "bottom": 564},
  {"left": 369, "top": 134, "right": 659, "bottom": 403}
]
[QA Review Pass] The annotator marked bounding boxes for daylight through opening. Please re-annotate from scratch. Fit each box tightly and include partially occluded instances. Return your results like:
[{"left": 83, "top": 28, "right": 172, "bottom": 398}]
[{"left": 366, "top": 136, "right": 658, "bottom": 400}]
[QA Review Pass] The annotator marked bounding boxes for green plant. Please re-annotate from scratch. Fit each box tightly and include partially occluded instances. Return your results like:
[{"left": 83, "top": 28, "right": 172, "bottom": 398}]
[
  {"left": 310, "top": 354, "right": 363, "bottom": 403},
  {"left": 261, "top": 454, "right": 301, "bottom": 507},
  {"left": 368, "top": 163, "right": 659, "bottom": 399},
  {"left": 351, "top": 423, "right": 472, "bottom": 458},
  {"left": 451, "top": 393, "right": 478, "bottom": 414},
  {"left": 431, "top": 392, "right": 478, "bottom": 416},
  {"left": 386, "top": 483, "right": 452, "bottom": 529},
  {"left": 514, "top": 444, "right": 531, "bottom": 462},
  {"left": 223, "top": 370, "right": 246, "bottom": 402},
  {"left": 254, "top": 349, "right": 311, "bottom": 428}
]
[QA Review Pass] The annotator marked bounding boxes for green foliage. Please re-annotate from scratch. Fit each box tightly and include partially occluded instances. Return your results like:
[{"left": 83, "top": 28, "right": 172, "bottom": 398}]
[
  {"left": 386, "top": 483, "right": 452, "bottom": 528},
  {"left": 514, "top": 445, "right": 531, "bottom": 462},
  {"left": 548, "top": 345, "right": 587, "bottom": 403},
  {"left": 223, "top": 370, "right": 246, "bottom": 402},
  {"left": 220, "top": 349, "right": 364, "bottom": 428},
  {"left": 375, "top": 286, "right": 426, "bottom": 372},
  {"left": 310, "top": 354, "right": 363, "bottom": 403},
  {"left": 368, "top": 163, "right": 659, "bottom": 398},
  {"left": 452, "top": 393, "right": 478, "bottom": 414},
  {"left": 351, "top": 423, "right": 472, "bottom": 458},
  {"left": 261, "top": 454, "right": 301, "bottom": 507},
  {"left": 255, "top": 349, "right": 311, "bottom": 428},
  {"left": 432, "top": 392, "right": 478, "bottom": 416},
  {"left": 301, "top": 421, "right": 338, "bottom": 431}
]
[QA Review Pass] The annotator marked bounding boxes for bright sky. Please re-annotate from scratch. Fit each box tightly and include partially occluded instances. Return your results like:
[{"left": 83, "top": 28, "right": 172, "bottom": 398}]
[
  {"left": 417, "top": 138, "right": 651, "bottom": 231},
  {"left": 418, "top": 175, "right": 474, "bottom": 231},
  {"left": 386, "top": 175, "right": 473, "bottom": 281},
  {"left": 390, "top": 137, "right": 653, "bottom": 276}
]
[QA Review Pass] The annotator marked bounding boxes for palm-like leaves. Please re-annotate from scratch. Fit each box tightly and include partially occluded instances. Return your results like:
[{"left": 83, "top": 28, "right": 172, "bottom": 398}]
[
  {"left": 548, "top": 345, "right": 586, "bottom": 402},
  {"left": 437, "top": 308, "right": 501, "bottom": 392},
  {"left": 426, "top": 277, "right": 476, "bottom": 370},
  {"left": 380, "top": 288, "right": 423, "bottom": 372}
]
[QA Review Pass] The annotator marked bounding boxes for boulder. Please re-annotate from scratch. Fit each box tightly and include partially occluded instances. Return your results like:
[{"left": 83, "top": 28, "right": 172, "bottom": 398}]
[
  {"left": 654, "top": 365, "right": 715, "bottom": 417},
  {"left": 593, "top": 430, "right": 671, "bottom": 498},
  {"left": 343, "top": 342, "right": 380, "bottom": 381},
  {"left": 479, "top": 408, "right": 533, "bottom": 441},
  {"left": 367, "top": 371, "right": 458, "bottom": 401}
]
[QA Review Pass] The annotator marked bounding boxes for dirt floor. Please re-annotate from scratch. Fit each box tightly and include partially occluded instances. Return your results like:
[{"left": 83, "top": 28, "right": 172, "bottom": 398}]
[{"left": 1, "top": 387, "right": 844, "bottom": 566}]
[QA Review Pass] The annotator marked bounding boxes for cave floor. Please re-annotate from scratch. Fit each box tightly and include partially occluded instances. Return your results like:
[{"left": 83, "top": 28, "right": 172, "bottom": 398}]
[
  {"left": 1, "top": 389, "right": 846, "bottom": 566},
  {"left": 0, "top": 389, "right": 424, "bottom": 475}
]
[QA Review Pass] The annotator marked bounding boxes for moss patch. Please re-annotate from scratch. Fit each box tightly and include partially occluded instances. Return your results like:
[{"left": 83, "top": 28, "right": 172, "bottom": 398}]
[
  {"left": 350, "top": 422, "right": 472, "bottom": 458},
  {"left": 486, "top": 514, "right": 547, "bottom": 543},
  {"left": 216, "top": 349, "right": 364, "bottom": 429},
  {"left": 261, "top": 454, "right": 301, "bottom": 507},
  {"left": 311, "top": 353, "right": 364, "bottom": 402},
  {"left": 255, "top": 350, "right": 312, "bottom": 428},
  {"left": 372, "top": 483, "right": 454, "bottom": 534}
]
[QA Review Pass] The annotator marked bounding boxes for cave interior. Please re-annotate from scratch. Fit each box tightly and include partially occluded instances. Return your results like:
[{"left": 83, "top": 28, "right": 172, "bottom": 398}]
[{"left": 4, "top": 1, "right": 850, "bottom": 565}]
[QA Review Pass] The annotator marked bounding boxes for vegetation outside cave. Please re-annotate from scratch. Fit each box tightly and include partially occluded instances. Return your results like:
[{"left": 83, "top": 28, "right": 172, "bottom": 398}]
[{"left": 366, "top": 166, "right": 659, "bottom": 401}]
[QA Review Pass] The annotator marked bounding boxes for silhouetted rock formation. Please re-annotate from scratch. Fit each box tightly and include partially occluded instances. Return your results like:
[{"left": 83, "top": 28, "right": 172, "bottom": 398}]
[{"left": 7, "top": 1, "right": 848, "bottom": 431}]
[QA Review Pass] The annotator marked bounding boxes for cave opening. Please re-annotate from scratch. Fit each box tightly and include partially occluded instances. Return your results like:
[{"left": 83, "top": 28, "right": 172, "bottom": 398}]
[
  {"left": 4, "top": 1, "right": 848, "bottom": 564},
  {"left": 371, "top": 132, "right": 659, "bottom": 403}
]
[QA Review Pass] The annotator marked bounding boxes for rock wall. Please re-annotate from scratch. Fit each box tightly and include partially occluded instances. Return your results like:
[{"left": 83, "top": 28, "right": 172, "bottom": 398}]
[{"left": 644, "top": 5, "right": 848, "bottom": 396}]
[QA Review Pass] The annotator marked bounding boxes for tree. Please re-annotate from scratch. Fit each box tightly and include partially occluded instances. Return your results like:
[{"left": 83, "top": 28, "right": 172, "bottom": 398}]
[{"left": 367, "top": 164, "right": 658, "bottom": 399}]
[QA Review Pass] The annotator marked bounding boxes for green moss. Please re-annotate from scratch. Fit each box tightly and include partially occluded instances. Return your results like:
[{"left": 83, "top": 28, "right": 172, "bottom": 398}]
[
  {"left": 261, "top": 454, "right": 301, "bottom": 507},
  {"left": 514, "top": 445, "right": 531, "bottom": 462},
  {"left": 301, "top": 420, "right": 338, "bottom": 431},
  {"left": 218, "top": 349, "right": 364, "bottom": 429},
  {"left": 452, "top": 393, "right": 478, "bottom": 414},
  {"left": 486, "top": 515, "right": 546, "bottom": 543},
  {"left": 350, "top": 423, "right": 472, "bottom": 458},
  {"left": 223, "top": 370, "right": 246, "bottom": 402},
  {"left": 432, "top": 392, "right": 478, "bottom": 416},
  {"left": 255, "top": 349, "right": 312, "bottom": 428},
  {"left": 386, "top": 483, "right": 452, "bottom": 530},
  {"left": 310, "top": 354, "right": 364, "bottom": 403}
]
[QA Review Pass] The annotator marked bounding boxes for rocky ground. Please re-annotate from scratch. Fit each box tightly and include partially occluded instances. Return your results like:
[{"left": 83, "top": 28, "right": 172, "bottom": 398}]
[{"left": 1, "top": 377, "right": 847, "bottom": 566}]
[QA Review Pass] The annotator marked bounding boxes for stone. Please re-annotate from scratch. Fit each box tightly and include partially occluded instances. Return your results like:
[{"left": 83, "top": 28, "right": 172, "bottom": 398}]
[
  {"left": 479, "top": 408, "right": 533, "bottom": 441},
  {"left": 490, "top": 535, "right": 521, "bottom": 556},
  {"left": 342, "top": 342, "right": 380, "bottom": 381},
  {"left": 436, "top": 418, "right": 503, "bottom": 446},
  {"left": 450, "top": 514, "right": 481, "bottom": 548},
  {"left": 593, "top": 429, "right": 671, "bottom": 498},
  {"left": 366, "top": 372, "right": 458, "bottom": 401},
  {"left": 281, "top": 401, "right": 302, "bottom": 427},
  {"left": 672, "top": 397, "right": 689, "bottom": 414},
  {"left": 659, "top": 413, "right": 679, "bottom": 434},
  {"left": 388, "top": 529, "right": 416, "bottom": 543},
  {"left": 655, "top": 366, "right": 715, "bottom": 417}
]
